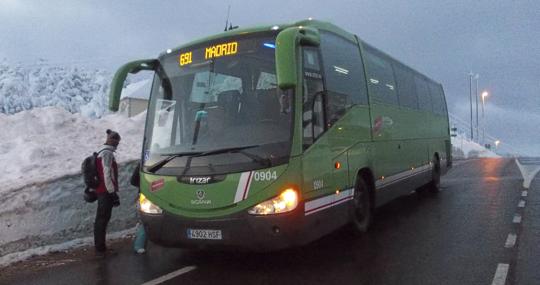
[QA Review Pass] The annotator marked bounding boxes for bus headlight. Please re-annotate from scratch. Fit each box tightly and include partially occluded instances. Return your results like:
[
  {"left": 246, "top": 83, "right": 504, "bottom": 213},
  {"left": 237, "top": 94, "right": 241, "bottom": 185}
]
[
  {"left": 248, "top": 188, "right": 298, "bottom": 215},
  {"left": 139, "top": 193, "right": 163, "bottom": 214}
]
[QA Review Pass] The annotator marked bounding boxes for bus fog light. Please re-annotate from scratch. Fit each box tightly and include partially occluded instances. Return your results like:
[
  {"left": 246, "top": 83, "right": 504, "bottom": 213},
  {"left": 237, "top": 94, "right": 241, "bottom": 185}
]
[
  {"left": 248, "top": 189, "right": 298, "bottom": 215},
  {"left": 139, "top": 193, "right": 163, "bottom": 214}
]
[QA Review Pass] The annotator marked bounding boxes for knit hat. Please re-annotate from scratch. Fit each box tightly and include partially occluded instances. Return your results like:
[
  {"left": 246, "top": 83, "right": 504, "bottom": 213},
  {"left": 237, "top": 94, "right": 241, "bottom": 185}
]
[{"left": 105, "top": 129, "right": 121, "bottom": 145}]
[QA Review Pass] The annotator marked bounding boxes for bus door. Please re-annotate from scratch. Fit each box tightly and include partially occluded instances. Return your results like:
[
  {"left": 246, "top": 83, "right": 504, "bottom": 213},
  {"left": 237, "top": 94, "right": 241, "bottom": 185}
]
[{"left": 300, "top": 47, "right": 349, "bottom": 204}]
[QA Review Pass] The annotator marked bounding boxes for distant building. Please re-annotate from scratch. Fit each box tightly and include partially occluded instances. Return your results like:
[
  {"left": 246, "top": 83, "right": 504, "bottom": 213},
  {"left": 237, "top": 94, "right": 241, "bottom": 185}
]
[{"left": 119, "top": 80, "right": 151, "bottom": 117}]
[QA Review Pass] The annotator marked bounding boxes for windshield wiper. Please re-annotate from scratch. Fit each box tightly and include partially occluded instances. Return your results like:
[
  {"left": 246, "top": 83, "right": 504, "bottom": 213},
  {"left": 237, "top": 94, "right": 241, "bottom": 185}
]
[
  {"left": 196, "top": 145, "right": 259, "bottom": 157},
  {"left": 199, "top": 145, "right": 271, "bottom": 166},
  {"left": 147, "top": 145, "right": 271, "bottom": 175},
  {"left": 146, "top": 151, "right": 203, "bottom": 173},
  {"left": 180, "top": 144, "right": 271, "bottom": 175}
]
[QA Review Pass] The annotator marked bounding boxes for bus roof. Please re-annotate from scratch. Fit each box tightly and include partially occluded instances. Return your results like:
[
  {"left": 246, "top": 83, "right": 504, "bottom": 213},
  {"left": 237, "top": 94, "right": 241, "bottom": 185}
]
[
  {"left": 161, "top": 19, "right": 441, "bottom": 86},
  {"left": 160, "top": 19, "right": 354, "bottom": 56}
]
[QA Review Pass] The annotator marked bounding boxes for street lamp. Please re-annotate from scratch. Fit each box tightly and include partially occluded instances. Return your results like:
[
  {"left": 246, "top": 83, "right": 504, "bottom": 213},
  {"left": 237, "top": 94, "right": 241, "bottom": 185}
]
[
  {"left": 481, "top": 91, "right": 489, "bottom": 145},
  {"left": 495, "top": 140, "right": 500, "bottom": 149}
]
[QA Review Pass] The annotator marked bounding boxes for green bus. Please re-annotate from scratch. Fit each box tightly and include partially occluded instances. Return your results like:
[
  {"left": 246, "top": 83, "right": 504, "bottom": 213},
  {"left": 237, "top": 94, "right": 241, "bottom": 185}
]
[{"left": 109, "top": 19, "right": 451, "bottom": 250}]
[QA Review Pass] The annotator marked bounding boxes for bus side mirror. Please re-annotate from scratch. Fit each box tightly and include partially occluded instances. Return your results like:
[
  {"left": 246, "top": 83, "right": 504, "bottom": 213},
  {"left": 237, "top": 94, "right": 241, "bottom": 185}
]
[
  {"left": 276, "top": 26, "right": 320, "bottom": 90},
  {"left": 109, "top": 59, "right": 158, "bottom": 111}
]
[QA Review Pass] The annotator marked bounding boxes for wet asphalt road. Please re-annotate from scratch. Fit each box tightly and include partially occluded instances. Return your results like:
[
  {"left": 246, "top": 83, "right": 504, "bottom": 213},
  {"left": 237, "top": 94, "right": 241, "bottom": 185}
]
[{"left": 2, "top": 158, "right": 539, "bottom": 285}]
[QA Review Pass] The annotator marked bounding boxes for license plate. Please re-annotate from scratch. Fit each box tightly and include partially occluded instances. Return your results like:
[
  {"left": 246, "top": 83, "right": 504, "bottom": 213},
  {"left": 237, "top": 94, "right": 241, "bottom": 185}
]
[{"left": 187, "top": 229, "right": 222, "bottom": 240}]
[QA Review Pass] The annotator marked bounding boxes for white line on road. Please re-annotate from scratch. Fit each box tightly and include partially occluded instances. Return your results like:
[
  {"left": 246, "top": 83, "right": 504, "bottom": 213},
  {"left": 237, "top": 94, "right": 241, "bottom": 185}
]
[
  {"left": 513, "top": 214, "right": 522, "bottom": 223},
  {"left": 491, "top": 263, "right": 509, "bottom": 285},
  {"left": 141, "top": 266, "right": 197, "bottom": 285},
  {"left": 521, "top": 191, "right": 528, "bottom": 197},
  {"left": 515, "top": 158, "right": 540, "bottom": 189},
  {"left": 505, "top": 233, "right": 517, "bottom": 248},
  {"left": 518, "top": 200, "right": 526, "bottom": 208}
]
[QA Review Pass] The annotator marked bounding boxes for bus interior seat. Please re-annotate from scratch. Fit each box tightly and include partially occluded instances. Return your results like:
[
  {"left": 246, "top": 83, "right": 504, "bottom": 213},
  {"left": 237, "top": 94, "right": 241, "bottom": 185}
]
[
  {"left": 256, "top": 88, "right": 281, "bottom": 122},
  {"left": 216, "top": 90, "right": 241, "bottom": 121}
]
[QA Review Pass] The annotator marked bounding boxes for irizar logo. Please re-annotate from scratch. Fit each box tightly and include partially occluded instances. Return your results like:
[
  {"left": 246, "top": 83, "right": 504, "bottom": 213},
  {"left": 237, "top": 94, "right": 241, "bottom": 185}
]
[
  {"left": 189, "top": 177, "right": 211, "bottom": 184},
  {"left": 191, "top": 190, "right": 211, "bottom": 205},
  {"left": 196, "top": 190, "right": 205, "bottom": 200}
]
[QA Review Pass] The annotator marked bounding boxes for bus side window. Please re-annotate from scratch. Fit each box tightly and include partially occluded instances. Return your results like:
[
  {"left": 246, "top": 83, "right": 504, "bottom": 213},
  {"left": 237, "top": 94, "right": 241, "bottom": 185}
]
[
  {"left": 394, "top": 63, "right": 419, "bottom": 110},
  {"left": 429, "top": 82, "right": 446, "bottom": 116},
  {"left": 302, "top": 47, "right": 325, "bottom": 149},
  {"left": 319, "top": 32, "right": 368, "bottom": 126},
  {"left": 364, "top": 45, "right": 398, "bottom": 106},
  {"left": 414, "top": 76, "right": 432, "bottom": 112}
]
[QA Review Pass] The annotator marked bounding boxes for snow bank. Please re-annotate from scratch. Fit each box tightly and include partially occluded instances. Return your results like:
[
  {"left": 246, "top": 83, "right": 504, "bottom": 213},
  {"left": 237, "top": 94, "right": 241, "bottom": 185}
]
[
  {"left": 121, "top": 79, "right": 151, "bottom": 100},
  {"left": 0, "top": 227, "right": 135, "bottom": 268},
  {"left": 451, "top": 133, "right": 499, "bottom": 159},
  {"left": 0, "top": 106, "right": 145, "bottom": 192},
  {"left": 0, "top": 106, "right": 146, "bottom": 266},
  {"left": 0, "top": 160, "right": 139, "bottom": 266}
]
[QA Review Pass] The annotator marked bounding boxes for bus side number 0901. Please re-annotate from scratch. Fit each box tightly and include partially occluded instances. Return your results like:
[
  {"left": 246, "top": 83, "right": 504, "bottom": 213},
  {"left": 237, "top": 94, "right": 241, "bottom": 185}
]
[{"left": 254, "top": 171, "right": 277, "bottom": 182}]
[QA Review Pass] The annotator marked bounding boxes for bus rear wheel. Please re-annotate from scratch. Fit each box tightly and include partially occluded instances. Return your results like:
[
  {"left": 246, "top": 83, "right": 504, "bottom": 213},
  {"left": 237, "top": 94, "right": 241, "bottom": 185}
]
[{"left": 350, "top": 177, "right": 372, "bottom": 234}]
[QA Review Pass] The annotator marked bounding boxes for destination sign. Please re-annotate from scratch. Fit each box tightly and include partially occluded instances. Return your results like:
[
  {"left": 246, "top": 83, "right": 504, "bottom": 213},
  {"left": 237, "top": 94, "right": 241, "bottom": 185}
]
[
  {"left": 205, "top": 42, "right": 238, "bottom": 59},
  {"left": 179, "top": 51, "right": 192, "bottom": 66},
  {"left": 179, "top": 41, "right": 240, "bottom": 67}
]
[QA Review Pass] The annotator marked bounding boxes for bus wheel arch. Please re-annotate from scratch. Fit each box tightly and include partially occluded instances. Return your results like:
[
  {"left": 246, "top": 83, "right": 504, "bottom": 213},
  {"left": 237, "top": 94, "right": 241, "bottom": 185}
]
[{"left": 349, "top": 168, "right": 375, "bottom": 234}]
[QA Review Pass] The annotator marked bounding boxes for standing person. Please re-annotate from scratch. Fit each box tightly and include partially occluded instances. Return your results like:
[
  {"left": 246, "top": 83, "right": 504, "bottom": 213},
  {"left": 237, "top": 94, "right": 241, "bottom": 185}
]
[
  {"left": 94, "top": 129, "right": 121, "bottom": 257},
  {"left": 130, "top": 162, "right": 147, "bottom": 254}
]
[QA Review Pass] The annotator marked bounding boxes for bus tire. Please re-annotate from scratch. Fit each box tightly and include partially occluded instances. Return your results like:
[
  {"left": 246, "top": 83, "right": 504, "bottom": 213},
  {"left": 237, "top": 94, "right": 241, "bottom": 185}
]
[
  {"left": 427, "top": 155, "right": 441, "bottom": 193},
  {"left": 350, "top": 177, "right": 372, "bottom": 234}
]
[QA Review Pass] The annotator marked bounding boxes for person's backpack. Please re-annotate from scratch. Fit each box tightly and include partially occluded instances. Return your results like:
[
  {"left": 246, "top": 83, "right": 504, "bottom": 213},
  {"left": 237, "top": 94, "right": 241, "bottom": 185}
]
[{"left": 81, "top": 150, "right": 105, "bottom": 189}]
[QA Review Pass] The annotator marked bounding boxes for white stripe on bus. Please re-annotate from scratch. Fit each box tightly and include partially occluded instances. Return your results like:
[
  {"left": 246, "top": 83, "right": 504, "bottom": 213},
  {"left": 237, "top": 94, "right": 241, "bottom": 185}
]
[
  {"left": 375, "top": 164, "right": 431, "bottom": 188},
  {"left": 234, "top": 171, "right": 253, "bottom": 203},
  {"left": 305, "top": 189, "right": 354, "bottom": 216}
]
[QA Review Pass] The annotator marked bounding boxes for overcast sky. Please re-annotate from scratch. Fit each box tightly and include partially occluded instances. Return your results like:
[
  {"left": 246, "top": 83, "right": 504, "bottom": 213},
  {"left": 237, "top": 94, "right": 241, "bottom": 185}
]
[{"left": 1, "top": 0, "right": 539, "bottom": 155}]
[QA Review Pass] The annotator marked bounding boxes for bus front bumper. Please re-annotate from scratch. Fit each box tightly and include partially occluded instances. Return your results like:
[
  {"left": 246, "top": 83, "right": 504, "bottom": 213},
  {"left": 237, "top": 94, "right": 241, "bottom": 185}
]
[{"left": 140, "top": 202, "right": 349, "bottom": 251}]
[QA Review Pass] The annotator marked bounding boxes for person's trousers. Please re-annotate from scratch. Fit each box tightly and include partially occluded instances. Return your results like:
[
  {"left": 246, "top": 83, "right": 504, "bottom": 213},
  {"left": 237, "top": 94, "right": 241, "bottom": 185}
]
[{"left": 94, "top": 193, "right": 113, "bottom": 252}]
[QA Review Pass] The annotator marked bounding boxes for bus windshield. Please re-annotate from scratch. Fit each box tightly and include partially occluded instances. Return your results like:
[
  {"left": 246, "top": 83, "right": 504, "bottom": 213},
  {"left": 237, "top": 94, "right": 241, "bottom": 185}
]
[{"left": 142, "top": 32, "right": 294, "bottom": 176}]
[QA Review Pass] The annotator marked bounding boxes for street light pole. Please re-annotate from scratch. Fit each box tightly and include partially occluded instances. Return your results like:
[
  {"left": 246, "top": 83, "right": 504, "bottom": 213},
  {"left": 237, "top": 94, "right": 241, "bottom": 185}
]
[
  {"left": 469, "top": 72, "right": 474, "bottom": 140},
  {"left": 481, "top": 91, "right": 488, "bottom": 146},
  {"left": 475, "top": 75, "right": 479, "bottom": 143}
]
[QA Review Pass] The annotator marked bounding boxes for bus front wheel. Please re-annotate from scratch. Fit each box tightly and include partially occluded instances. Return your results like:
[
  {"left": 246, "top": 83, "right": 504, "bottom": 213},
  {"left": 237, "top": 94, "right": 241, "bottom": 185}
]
[{"left": 350, "top": 177, "right": 372, "bottom": 234}]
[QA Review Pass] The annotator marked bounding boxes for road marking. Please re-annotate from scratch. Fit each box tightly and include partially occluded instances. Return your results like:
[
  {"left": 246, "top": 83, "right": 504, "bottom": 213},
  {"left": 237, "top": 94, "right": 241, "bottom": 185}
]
[
  {"left": 513, "top": 214, "right": 522, "bottom": 224},
  {"left": 518, "top": 200, "right": 526, "bottom": 208},
  {"left": 491, "top": 263, "right": 509, "bottom": 285},
  {"left": 505, "top": 233, "right": 517, "bottom": 248},
  {"left": 515, "top": 158, "right": 540, "bottom": 189},
  {"left": 521, "top": 191, "right": 528, "bottom": 197},
  {"left": 141, "top": 266, "right": 197, "bottom": 285}
]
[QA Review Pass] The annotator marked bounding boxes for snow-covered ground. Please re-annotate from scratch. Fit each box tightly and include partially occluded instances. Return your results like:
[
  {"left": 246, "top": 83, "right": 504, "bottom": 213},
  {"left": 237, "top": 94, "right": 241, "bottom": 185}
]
[
  {"left": 0, "top": 107, "right": 145, "bottom": 192},
  {"left": 0, "top": 60, "right": 150, "bottom": 267},
  {"left": 0, "top": 106, "right": 145, "bottom": 267},
  {"left": 451, "top": 133, "right": 499, "bottom": 159}
]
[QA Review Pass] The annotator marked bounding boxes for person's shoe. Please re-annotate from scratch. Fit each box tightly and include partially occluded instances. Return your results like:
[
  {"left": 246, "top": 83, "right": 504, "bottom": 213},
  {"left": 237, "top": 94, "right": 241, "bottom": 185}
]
[
  {"left": 95, "top": 250, "right": 106, "bottom": 258},
  {"left": 136, "top": 248, "right": 146, "bottom": 254},
  {"left": 106, "top": 248, "right": 117, "bottom": 256}
]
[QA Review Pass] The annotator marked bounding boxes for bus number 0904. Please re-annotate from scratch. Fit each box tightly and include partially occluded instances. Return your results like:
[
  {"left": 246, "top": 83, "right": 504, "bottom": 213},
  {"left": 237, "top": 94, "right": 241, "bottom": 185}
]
[{"left": 254, "top": 171, "right": 277, "bottom": 182}]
